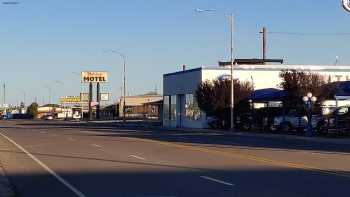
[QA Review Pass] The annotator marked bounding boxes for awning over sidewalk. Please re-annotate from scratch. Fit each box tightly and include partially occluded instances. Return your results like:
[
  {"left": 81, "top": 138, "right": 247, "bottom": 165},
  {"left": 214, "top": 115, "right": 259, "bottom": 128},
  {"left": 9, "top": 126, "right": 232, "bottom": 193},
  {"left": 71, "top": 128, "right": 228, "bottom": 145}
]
[
  {"left": 250, "top": 88, "right": 288, "bottom": 102},
  {"left": 333, "top": 81, "right": 350, "bottom": 98}
]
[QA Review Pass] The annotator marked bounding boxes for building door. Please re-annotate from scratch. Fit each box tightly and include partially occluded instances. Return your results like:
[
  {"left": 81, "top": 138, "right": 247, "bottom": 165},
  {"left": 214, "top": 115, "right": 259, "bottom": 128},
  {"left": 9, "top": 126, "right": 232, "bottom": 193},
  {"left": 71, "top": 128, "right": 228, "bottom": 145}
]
[{"left": 177, "top": 94, "right": 185, "bottom": 128}]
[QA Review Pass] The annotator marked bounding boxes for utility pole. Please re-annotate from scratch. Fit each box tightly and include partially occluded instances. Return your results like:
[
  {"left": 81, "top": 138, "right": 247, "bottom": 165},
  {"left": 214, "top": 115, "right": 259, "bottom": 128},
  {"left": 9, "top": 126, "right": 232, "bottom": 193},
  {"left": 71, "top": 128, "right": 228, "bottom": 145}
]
[
  {"left": 122, "top": 55, "right": 126, "bottom": 124},
  {"left": 48, "top": 87, "right": 52, "bottom": 104},
  {"left": 48, "top": 87, "right": 52, "bottom": 115},
  {"left": 3, "top": 83, "right": 6, "bottom": 114},
  {"left": 260, "top": 27, "right": 267, "bottom": 61},
  {"left": 23, "top": 91, "right": 26, "bottom": 106}
]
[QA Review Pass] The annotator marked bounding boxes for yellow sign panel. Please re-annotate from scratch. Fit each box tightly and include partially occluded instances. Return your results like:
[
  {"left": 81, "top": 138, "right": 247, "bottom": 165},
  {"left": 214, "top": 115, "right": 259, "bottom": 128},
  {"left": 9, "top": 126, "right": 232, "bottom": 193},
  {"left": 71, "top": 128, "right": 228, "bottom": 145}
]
[
  {"left": 80, "top": 93, "right": 89, "bottom": 102},
  {"left": 60, "top": 96, "right": 81, "bottom": 104},
  {"left": 81, "top": 71, "right": 108, "bottom": 83}
]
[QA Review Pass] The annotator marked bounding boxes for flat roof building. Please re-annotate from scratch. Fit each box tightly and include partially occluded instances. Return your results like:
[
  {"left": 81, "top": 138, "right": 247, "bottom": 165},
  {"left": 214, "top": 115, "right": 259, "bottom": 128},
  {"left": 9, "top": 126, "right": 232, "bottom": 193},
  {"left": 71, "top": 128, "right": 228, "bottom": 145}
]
[
  {"left": 163, "top": 64, "right": 350, "bottom": 128},
  {"left": 118, "top": 94, "right": 163, "bottom": 119}
]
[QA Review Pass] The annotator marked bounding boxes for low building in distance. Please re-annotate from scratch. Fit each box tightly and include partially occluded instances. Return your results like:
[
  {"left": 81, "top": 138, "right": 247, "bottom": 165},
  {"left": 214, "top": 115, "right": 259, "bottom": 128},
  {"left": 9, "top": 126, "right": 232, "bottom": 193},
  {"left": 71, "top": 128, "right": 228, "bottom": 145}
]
[{"left": 117, "top": 93, "right": 163, "bottom": 119}]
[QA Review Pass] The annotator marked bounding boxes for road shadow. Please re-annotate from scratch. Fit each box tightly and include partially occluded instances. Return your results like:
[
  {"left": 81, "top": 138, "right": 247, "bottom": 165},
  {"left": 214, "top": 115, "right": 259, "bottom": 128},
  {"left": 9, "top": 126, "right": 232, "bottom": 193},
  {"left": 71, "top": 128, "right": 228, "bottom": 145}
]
[{"left": 5, "top": 162, "right": 350, "bottom": 197}]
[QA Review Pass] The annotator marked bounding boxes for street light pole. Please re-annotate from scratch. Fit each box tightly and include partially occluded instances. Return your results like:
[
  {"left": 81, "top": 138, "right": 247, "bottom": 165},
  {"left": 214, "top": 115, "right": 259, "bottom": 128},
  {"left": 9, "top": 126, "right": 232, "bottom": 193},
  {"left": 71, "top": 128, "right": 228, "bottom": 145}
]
[
  {"left": 108, "top": 50, "right": 127, "bottom": 123},
  {"left": 229, "top": 14, "right": 235, "bottom": 131},
  {"left": 48, "top": 87, "right": 52, "bottom": 104},
  {"left": 195, "top": 9, "right": 235, "bottom": 131},
  {"left": 302, "top": 92, "right": 317, "bottom": 137},
  {"left": 122, "top": 55, "right": 126, "bottom": 123}
]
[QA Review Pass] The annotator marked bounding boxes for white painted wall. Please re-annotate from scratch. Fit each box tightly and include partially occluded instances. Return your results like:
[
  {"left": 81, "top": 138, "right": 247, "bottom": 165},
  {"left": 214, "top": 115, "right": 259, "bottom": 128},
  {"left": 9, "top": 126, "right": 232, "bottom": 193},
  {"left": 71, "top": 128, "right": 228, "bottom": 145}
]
[
  {"left": 202, "top": 69, "right": 281, "bottom": 90},
  {"left": 203, "top": 65, "right": 350, "bottom": 90},
  {"left": 163, "top": 69, "right": 202, "bottom": 96},
  {"left": 163, "top": 69, "right": 203, "bottom": 128}
]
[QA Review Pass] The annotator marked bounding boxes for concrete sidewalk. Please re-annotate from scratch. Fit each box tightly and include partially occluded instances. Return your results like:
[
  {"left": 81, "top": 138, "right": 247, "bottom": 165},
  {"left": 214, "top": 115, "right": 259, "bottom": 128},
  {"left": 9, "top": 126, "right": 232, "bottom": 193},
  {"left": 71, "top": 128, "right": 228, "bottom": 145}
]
[
  {"left": 169, "top": 127, "right": 350, "bottom": 146},
  {"left": 73, "top": 120, "right": 350, "bottom": 146},
  {"left": 129, "top": 122, "right": 350, "bottom": 146},
  {"left": 0, "top": 162, "right": 15, "bottom": 197}
]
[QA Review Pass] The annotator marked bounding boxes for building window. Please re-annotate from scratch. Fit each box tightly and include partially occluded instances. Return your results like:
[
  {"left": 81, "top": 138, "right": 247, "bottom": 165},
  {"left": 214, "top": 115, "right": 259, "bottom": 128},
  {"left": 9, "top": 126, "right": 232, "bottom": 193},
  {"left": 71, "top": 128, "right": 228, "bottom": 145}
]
[
  {"left": 163, "top": 96, "right": 170, "bottom": 120},
  {"left": 185, "top": 94, "right": 201, "bottom": 120},
  {"left": 170, "top": 95, "right": 177, "bottom": 120},
  {"left": 125, "top": 106, "right": 133, "bottom": 113}
]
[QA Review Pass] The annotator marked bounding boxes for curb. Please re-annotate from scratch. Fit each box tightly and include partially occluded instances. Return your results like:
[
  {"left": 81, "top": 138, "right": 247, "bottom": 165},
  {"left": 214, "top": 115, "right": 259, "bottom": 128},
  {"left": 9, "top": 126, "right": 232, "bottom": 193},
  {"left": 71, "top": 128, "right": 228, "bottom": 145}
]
[
  {"left": 0, "top": 163, "right": 15, "bottom": 197},
  {"left": 74, "top": 121, "right": 350, "bottom": 146},
  {"left": 141, "top": 125, "right": 350, "bottom": 146}
]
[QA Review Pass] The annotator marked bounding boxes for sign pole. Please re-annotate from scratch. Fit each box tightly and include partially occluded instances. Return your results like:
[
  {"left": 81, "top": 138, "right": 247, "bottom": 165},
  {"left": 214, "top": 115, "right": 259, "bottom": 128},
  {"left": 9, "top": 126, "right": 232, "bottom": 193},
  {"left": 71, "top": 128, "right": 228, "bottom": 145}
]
[
  {"left": 81, "top": 71, "right": 108, "bottom": 121},
  {"left": 81, "top": 104, "right": 84, "bottom": 120},
  {"left": 88, "top": 82, "right": 93, "bottom": 121},
  {"left": 96, "top": 82, "right": 100, "bottom": 120}
]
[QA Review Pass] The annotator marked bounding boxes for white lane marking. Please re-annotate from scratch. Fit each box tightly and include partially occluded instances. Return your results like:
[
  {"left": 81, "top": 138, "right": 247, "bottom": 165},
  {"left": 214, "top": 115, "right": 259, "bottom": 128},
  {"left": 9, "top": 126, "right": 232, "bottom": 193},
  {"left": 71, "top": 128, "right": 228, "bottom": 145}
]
[
  {"left": 154, "top": 160, "right": 167, "bottom": 164},
  {"left": 91, "top": 144, "right": 102, "bottom": 148},
  {"left": 0, "top": 132, "right": 87, "bottom": 197},
  {"left": 200, "top": 176, "right": 235, "bottom": 186},
  {"left": 130, "top": 155, "right": 146, "bottom": 160}
]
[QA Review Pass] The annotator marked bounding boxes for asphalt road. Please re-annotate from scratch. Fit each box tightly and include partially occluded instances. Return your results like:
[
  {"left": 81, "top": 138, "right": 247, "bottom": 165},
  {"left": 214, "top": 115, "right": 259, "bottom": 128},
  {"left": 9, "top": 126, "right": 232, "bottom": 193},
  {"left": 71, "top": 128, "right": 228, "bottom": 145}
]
[{"left": 0, "top": 120, "right": 349, "bottom": 197}]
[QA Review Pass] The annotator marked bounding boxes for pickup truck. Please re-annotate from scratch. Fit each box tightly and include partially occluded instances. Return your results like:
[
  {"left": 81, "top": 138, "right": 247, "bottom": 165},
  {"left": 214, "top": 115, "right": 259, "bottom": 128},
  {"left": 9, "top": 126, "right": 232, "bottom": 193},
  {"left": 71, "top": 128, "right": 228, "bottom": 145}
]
[{"left": 271, "top": 112, "right": 322, "bottom": 132}]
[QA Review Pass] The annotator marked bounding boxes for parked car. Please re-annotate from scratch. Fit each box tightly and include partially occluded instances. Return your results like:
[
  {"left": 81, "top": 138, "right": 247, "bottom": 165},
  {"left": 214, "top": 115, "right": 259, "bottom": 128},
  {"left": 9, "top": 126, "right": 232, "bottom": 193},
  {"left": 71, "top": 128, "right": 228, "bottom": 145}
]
[
  {"left": 317, "top": 107, "right": 350, "bottom": 136},
  {"left": 236, "top": 113, "right": 253, "bottom": 131},
  {"left": 271, "top": 110, "right": 322, "bottom": 132},
  {"left": 2, "top": 114, "right": 13, "bottom": 120},
  {"left": 44, "top": 115, "right": 54, "bottom": 120},
  {"left": 207, "top": 116, "right": 226, "bottom": 129}
]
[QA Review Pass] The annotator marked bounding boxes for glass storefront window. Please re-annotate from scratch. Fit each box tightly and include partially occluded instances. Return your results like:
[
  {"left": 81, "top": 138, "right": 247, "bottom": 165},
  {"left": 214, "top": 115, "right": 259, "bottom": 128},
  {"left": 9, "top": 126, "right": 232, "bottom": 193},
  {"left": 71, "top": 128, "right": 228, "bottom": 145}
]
[
  {"left": 163, "top": 96, "right": 170, "bottom": 120},
  {"left": 170, "top": 95, "right": 177, "bottom": 120},
  {"left": 185, "top": 94, "right": 201, "bottom": 120}
]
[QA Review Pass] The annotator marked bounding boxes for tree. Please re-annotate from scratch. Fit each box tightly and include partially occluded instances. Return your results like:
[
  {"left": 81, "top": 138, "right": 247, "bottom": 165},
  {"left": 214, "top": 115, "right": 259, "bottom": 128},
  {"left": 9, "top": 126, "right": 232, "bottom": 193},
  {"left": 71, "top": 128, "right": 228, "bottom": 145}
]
[
  {"left": 196, "top": 79, "right": 253, "bottom": 126},
  {"left": 26, "top": 102, "right": 39, "bottom": 119},
  {"left": 279, "top": 70, "right": 329, "bottom": 108}
]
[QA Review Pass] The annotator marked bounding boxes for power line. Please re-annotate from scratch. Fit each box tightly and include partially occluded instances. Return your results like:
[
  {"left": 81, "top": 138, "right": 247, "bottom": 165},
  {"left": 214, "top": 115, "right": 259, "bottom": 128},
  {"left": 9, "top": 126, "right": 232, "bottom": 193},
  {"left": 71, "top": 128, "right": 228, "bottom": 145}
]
[{"left": 268, "top": 32, "right": 350, "bottom": 36}]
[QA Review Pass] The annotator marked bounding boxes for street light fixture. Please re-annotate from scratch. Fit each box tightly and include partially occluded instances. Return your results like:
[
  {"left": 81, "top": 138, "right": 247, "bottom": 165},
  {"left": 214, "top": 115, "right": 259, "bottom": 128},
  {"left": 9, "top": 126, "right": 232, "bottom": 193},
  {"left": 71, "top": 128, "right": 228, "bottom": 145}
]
[
  {"left": 194, "top": 8, "right": 216, "bottom": 13},
  {"left": 195, "top": 9, "right": 236, "bottom": 131},
  {"left": 44, "top": 80, "right": 63, "bottom": 116},
  {"left": 302, "top": 92, "right": 317, "bottom": 136},
  {"left": 342, "top": 0, "right": 350, "bottom": 12}
]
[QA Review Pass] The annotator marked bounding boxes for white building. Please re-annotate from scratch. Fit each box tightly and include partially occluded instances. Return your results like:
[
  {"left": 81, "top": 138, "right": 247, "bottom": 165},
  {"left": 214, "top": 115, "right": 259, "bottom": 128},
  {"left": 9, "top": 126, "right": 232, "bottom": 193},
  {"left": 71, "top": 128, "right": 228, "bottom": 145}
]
[{"left": 163, "top": 64, "right": 350, "bottom": 128}]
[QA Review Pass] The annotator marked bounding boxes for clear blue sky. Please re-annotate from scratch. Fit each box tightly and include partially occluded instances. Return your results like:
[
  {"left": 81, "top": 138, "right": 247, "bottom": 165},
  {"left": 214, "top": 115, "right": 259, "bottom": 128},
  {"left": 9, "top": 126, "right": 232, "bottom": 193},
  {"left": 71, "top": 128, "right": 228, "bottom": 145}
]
[{"left": 1, "top": 0, "right": 349, "bottom": 105}]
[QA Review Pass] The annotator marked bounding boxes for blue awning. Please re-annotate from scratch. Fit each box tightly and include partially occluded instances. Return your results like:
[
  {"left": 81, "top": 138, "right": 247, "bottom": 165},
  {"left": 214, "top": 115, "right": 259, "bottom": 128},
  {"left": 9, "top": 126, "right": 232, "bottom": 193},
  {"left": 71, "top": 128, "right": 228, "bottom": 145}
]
[
  {"left": 334, "top": 81, "right": 350, "bottom": 97},
  {"left": 250, "top": 88, "right": 288, "bottom": 102}
]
